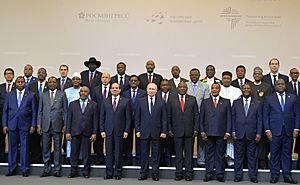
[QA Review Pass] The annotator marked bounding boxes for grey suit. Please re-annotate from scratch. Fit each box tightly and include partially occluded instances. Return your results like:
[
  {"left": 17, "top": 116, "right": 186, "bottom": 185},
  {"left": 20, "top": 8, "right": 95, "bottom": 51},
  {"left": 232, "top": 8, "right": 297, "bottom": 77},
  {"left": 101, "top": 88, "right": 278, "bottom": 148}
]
[
  {"left": 186, "top": 81, "right": 210, "bottom": 165},
  {"left": 37, "top": 90, "right": 68, "bottom": 173}
]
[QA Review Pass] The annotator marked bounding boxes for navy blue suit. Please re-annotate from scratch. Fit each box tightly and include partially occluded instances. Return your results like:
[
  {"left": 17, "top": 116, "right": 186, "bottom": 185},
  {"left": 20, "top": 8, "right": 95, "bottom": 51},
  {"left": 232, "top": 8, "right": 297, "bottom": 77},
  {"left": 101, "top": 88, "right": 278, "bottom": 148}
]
[
  {"left": 100, "top": 96, "right": 131, "bottom": 176},
  {"left": 264, "top": 92, "right": 299, "bottom": 179},
  {"left": 232, "top": 98, "right": 262, "bottom": 179},
  {"left": 200, "top": 96, "right": 231, "bottom": 178},
  {"left": 2, "top": 90, "right": 37, "bottom": 173},
  {"left": 135, "top": 96, "right": 167, "bottom": 176},
  {"left": 66, "top": 99, "right": 98, "bottom": 175},
  {"left": 122, "top": 88, "right": 146, "bottom": 163},
  {"left": 111, "top": 74, "right": 130, "bottom": 93}
]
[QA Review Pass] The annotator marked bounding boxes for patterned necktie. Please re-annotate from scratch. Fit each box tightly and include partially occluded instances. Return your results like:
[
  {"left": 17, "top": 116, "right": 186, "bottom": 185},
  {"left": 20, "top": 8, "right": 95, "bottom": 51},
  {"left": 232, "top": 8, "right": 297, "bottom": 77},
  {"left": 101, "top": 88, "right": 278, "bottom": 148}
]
[
  {"left": 17, "top": 91, "right": 22, "bottom": 108},
  {"left": 148, "top": 74, "right": 152, "bottom": 84},
  {"left": 89, "top": 72, "right": 93, "bottom": 85},
  {"left": 50, "top": 91, "right": 54, "bottom": 106},
  {"left": 150, "top": 97, "right": 154, "bottom": 114},
  {"left": 81, "top": 100, "right": 86, "bottom": 113},
  {"left": 61, "top": 78, "right": 65, "bottom": 90},
  {"left": 239, "top": 79, "right": 243, "bottom": 88},
  {"left": 38, "top": 83, "right": 43, "bottom": 97},
  {"left": 244, "top": 99, "right": 249, "bottom": 116},
  {"left": 120, "top": 76, "right": 124, "bottom": 88},
  {"left": 279, "top": 93, "right": 284, "bottom": 112},
  {"left": 103, "top": 86, "right": 107, "bottom": 98},
  {"left": 213, "top": 97, "right": 217, "bottom": 108},
  {"left": 113, "top": 97, "right": 117, "bottom": 112},
  {"left": 273, "top": 75, "right": 277, "bottom": 87},
  {"left": 294, "top": 82, "right": 298, "bottom": 96},
  {"left": 180, "top": 95, "right": 185, "bottom": 112},
  {"left": 7, "top": 83, "right": 11, "bottom": 93}
]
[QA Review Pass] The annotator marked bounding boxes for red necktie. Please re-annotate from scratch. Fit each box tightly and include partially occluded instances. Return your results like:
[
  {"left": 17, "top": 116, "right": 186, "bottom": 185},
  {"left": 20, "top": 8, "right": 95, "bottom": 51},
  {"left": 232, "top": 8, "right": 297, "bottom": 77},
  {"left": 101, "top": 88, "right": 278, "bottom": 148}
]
[
  {"left": 89, "top": 72, "right": 93, "bottom": 85},
  {"left": 180, "top": 95, "right": 185, "bottom": 112},
  {"left": 148, "top": 74, "right": 152, "bottom": 83},
  {"left": 7, "top": 83, "right": 11, "bottom": 93},
  {"left": 214, "top": 97, "right": 218, "bottom": 108}
]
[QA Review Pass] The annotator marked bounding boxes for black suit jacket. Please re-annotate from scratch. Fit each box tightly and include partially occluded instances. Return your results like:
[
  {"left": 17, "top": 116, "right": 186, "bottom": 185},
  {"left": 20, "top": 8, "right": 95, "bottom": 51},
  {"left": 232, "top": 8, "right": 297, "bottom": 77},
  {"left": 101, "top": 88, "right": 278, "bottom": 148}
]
[
  {"left": 138, "top": 73, "right": 163, "bottom": 91},
  {"left": 66, "top": 99, "right": 98, "bottom": 137},
  {"left": 0, "top": 83, "right": 15, "bottom": 123},
  {"left": 57, "top": 77, "right": 73, "bottom": 91},
  {"left": 231, "top": 78, "right": 252, "bottom": 89},
  {"left": 200, "top": 96, "right": 231, "bottom": 136},
  {"left": 263, "top": 73, "right": 289, "bottom": 92},
  {"left": 286, "top": 81, "right": 300, "bottom": 103},
  {"left": 29, "top": 81, "right": 48, "bottom": 103},
  {"left": 111, "top": 74, "right": 130, "bottom": 93},
  {"left": 168, "top": 77, "right": 189, "bottom": 92},
  {"left": 91, "top": 85, "right": 111, "bottom": 115},
  {"left": 167, "top": 94, "right": 199, "bottom": 137},
  {"left": 80, "top": 70, "right": 102, "bottom": 92}
]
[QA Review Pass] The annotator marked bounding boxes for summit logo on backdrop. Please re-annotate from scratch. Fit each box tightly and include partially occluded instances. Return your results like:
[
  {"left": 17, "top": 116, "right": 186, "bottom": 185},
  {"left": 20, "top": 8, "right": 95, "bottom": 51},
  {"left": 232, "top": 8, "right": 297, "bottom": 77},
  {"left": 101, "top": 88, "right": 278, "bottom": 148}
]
[
  {"left": 78, "top": 12, "right": 129, "bottom": 22},
  {"left": 220, "top": 7, "right": 242, "bottom": 30},
  {"left": 147, "top": 11, "right": 203, "bottom": 24}
]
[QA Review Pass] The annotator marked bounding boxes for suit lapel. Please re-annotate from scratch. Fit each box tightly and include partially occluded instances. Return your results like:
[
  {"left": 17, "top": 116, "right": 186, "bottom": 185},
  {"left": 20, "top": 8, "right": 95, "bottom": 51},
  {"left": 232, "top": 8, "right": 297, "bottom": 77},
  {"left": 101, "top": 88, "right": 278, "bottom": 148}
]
[{"left": 273, "top": 93, "right": 283, "bottom": 112}]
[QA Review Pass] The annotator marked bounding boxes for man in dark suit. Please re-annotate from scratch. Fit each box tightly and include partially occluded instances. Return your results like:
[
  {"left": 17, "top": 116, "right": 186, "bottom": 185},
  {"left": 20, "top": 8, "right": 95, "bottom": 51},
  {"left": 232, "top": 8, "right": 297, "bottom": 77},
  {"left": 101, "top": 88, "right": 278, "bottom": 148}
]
[
  {"left": 262, "top": 58, "right": 289, "bottom": 92},
  {"left": 2, "top": 76, "right": 37, "bottom": 177},
  {"left": 111, "top": 62, "right": 130, "bottom": 93},
  {"left": 138, "top": 60, "right": 163, "bottom": 91},
  {"left": 23, "top": 64, "right": 38, "bottom": 90},
  {"left": 80, "top": 57, "right": 102, "bottom": 93},
  {"left": 157, "top": 79, "right": 174, "bottom": 167},
  {"left": 28, "top": 67, "right": 48, "bottom": 163},
  {"left": 37, "top": 76, "right": 68, "bottom": 177},
  {"left": 169, "top": 65, "right": 189, "bottom": 92},
  {"left": 0, "top": 68, "right": 15, "bottom": 162},
  {"left": 122, "top": 75, "right": 146, "bottom": 165},
  {"left": 232, "top": 83, "right": 262, "bottom": 183},
  {"left": 264, "top": 79, "right": 299, "bottom": 184},
  {"left": 200, "top": 65, "right": 222, "bottom": 88},
  {"left": 231, "top": 65, "right": 252, "bottom": 89},
  {"left": 135, "top": 83, "right": 167, "bottom": 181},
  {"left": 200, "top": 83, "right": 231, "bottom": 182},
  {"left": 91, "top": 72, "right": 111, "bottom": 165},
  {"left": 57, "top": 64, "right": 72, "bottom": 91},
  {"left": 286, "top": 68, "right": 300, "bottom": 169},
  {"left": 100, "top": 83, "right": 131, "bottom": 180},
  {"left": 66, "top": 86, "right": 98, "bottom": 178},
  {"left": 168, "top": 81, "right": 199, "bottom": 181}
]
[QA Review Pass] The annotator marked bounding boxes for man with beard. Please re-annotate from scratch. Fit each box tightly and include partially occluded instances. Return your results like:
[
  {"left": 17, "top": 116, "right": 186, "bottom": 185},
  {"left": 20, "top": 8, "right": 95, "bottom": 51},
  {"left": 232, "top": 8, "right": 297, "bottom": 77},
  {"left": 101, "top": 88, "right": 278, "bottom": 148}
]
[
  {"left": 80, "top": 57, "right": 102, "bottom": 92},
  {"left": 138, "top": 60, "right": 163, "bottom": 91}
]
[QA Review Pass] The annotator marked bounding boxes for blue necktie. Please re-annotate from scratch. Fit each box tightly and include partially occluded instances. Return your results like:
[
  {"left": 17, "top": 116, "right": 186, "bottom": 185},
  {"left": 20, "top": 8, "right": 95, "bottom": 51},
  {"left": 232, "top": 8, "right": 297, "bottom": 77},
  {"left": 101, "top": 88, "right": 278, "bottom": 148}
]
[
  {"left": 132, "top": 90, "right": 136, "bottom": 103},
  {"left": 81, "top": 101, "right": 86, "bottom": 113},
  {"left": 26, "top": 78, "right": 30, "bottom": 89},
  {"left": 193, "top": 83, "right": 197, "bottom": 95},
  {"left": 244, "top": 99, "right": 249, "bottom": 116},
  {"left": 38, "top": 84, "right": 43, "bottom": 97},
  {"left": 17, "top": 91, "right": 22, "bottom": 108},
  {"left": 279, "top": 93, "right": 284, "bottom": 112}
]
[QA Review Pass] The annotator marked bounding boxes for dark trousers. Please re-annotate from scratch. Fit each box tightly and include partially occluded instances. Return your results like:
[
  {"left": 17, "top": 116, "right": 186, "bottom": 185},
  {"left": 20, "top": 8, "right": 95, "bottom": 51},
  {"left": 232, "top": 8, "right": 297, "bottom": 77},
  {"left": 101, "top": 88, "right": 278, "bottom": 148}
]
[
  {"left": 93, "top": 135, "right": 105, "bottom": 162},
  {"left": 234, "top": 136, "right": 258, "bottom": 179},
  {"left": 257, "top": 134, "right": 270, "bottom": 162},
  {"left": 205, "top": 136, "right": 226, "bottom": 177},
  {"left": 174, "top": 136, "right": 193, "bottom": 177},
  {"left": 70, "top": 135, "right": 91, "bottom": 175},
  {"left": 8, "top": 128, "right": 29, "bottom": 172},
  {"left": 105, "top": 133, "right": 123, "bottom": 176},
  {"left": 160, "top": 135, "right": 174, "bottom": 166},
  {"left": 270, "top": 129, "right": 293, "bottom": 178},
  {"left": 140, "top": 137, "right": 161, "bottom": 176},
  {"left": 42, "top": 125, "right": 62, "bottom": 173},
  {"left": 0, "top": 125, "right": 5, "bottom": 161},
  {"left": 29, "top": 132, "right": 42, "bottom": 163}
]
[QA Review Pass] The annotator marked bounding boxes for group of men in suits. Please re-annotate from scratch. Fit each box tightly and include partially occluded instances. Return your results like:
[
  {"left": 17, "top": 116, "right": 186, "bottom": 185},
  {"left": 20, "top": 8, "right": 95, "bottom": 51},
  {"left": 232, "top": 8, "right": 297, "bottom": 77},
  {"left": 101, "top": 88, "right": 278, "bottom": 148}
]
[{"left": 0, "top": 57, "right": 300, "bottom": 183}]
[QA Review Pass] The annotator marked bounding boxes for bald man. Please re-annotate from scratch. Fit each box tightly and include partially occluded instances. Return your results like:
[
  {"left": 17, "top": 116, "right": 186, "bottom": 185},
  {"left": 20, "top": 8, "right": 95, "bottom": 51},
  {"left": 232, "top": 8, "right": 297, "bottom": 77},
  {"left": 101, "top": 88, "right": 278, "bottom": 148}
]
[{"left": 138, "top": 60, "right": 163, "bottom": 91}]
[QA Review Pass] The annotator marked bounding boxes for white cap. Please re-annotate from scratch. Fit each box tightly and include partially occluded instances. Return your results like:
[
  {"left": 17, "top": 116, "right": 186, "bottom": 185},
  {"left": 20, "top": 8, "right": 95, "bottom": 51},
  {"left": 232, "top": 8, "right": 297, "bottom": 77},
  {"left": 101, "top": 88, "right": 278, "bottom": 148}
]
[{"left": 71, "top": 72, "right": 81, "bottom": 79}]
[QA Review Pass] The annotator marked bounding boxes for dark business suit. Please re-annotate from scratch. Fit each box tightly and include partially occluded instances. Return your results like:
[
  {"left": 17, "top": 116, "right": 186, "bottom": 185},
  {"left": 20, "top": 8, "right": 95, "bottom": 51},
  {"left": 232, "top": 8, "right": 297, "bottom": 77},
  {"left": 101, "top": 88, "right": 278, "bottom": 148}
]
[
  {"left": 66, "top": 99, "right": 98, "bottom": 175},
  {"left": 2, "top": 90, "right": 37, "bottom": 173},
  {"left": 57, "top": 77, "right": 73, "bottom": 91},
  {"left": 138, "top": 73, "right": 163, "bottom": 91},
  {"left": 169, "top": 77, "right": 189, "bottom": 92},
  {"left": 80, "top": 70, "right": 102, "bottom": 92},
  {"left": 232, "top": 98, "right": 262, "bottom": 179},
  {"left": 200, "top": 96, "right": 231, "bottom": 178},
  {"left": 122, "top": 88, "right": 146, "bottom": 163},
  {"left": 0, "top": 82, "right": 15, "bottom": 161},
  {"left": 135, "top": 96, "right": 167, "bottom": 176},
  {"left": 262, "top": 73, "right": 289, "bottom": 92},
  {"left": 231, "top": 78, "right": 253, "bottom": 89},
  {"left": 111, "top": 74, "right": 130, "bottom": 93},
  {"left": 263, "top": 92, "right": 299, "bottom": 179},
  {"left": 28, "top": 81, "right": 48, "bottom": 163},
  {"left": 168, "top": 94, "right": 199, "bottom": 177},
  {"left": 25, "top": 76, "right": 38, "bottom": 90},
  {"left": 91, "top": 84, "right": 111, "bottom": 163},
  {"left": 100, "top": 96, "right": 131, "bottom": 176},
  {"left": 37, "top": 90, "right": 68, "bottom": 173}
]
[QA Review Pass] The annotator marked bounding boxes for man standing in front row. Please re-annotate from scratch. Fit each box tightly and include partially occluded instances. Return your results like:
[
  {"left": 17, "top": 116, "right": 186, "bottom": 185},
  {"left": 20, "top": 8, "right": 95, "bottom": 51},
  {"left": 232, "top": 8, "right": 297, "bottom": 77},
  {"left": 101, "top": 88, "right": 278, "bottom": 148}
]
[
  {"left": 232, "top": 83, "right": 262, "bottom": 183},
  {"left": 168, "top": 82, "right": 199, "bottom": 181},
  {"left": 264, "top": 79, "right": 299, "bottom": 184},
  {"left": 2, "top": 76, "right": 37, "bottom": 177},
  {"left": 66, "top": 86, "right": 98, "bottom": 178},
  {"left": 37, "top": 76, "right": 68, "bottom": 177},
  {"left": 200, "top": 83, "right": 231, "bottom": 182},
  {"left": 135, "top": 83, "right": 167, "bottom": 181}
]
